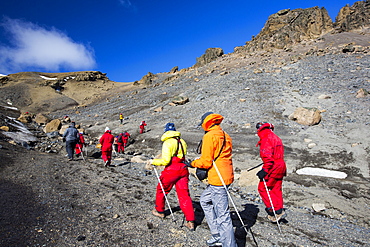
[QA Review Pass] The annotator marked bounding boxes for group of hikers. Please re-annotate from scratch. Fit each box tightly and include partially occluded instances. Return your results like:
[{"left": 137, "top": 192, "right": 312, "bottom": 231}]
[
  {"left": 145, "top": 112, "right": 287, "bottom": 247},
  {"left": 63, "top": 112, "right": 287, "bottom": 247}
]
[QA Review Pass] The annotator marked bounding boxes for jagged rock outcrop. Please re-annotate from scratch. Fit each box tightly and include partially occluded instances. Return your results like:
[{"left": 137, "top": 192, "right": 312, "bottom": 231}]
[
  {"left": 135, "top": 72, "right": 157, "bottom": 86},
  {"left": 194, "top": 48, "right": 224, "bottom": 67},
  {"left": 236, "top": 7, "right": 333, "bottom": 52},
  {"left": 335, "top": 0, "right": 370, "bottom": 32}
]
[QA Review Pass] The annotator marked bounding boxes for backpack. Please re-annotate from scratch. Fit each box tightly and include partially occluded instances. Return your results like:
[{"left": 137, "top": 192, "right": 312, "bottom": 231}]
[{"left": 117, "top": 135, "right": 123, "bottom": 143}]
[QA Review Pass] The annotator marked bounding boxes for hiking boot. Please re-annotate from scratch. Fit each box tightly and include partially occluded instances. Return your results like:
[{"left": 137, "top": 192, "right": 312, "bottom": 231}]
[
  {"left": 268, "top": 211, "right": 286, "bottom": 223},
  {"left": 152, "top": 209, "right": 165, "bottom": 218},
  {"left": 206, "top": 234, "right": 222, "bottom": 246},
  {"left": 184, "top": 221, "right": 194, "bottom": 231}
]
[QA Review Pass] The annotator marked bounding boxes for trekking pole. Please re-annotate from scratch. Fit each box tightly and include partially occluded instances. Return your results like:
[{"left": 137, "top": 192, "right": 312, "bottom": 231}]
[
  {"left": 153, "top": 166, "right": 176, "bottom": 222},
  {"left": 263, "top": 178, "right": 282, "bottom": 233},
  {"left": 212, "top": 161, "right": 248, "bottom": 234},
  {"left": 247, "top": 163, "right": 263, "bottom": 172}
]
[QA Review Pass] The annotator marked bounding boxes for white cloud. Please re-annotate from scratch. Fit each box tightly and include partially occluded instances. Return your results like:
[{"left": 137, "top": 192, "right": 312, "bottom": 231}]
[
  {"left": 118, "top": 0, "right": 132, "bottom": 8},
  {"left": 118, "top": 0, "right": 137, "bottom": 12},
  {"left": 0, "top": 18, "right": 96, "bottom": 74}
]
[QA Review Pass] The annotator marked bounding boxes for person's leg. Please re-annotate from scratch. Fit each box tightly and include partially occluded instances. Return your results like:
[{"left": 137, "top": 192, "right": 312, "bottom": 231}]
[
  {"left": 66, "top": 141, "right": 74, "bottom": 159},
  {"left": 175, "top": 175, "right": 195, "bottom": 221},
  {"left": 258, "top": 180, "right": 271, "bottom": 209},
  {"left": 155, "top": 170, "right": 176, "bottom": 213},
  {"left": 200, "top": 185, "right": 219, "bottom": 236},
  {"left": 212, "top": 186, "right": 236, "bottom": 247},
  {"left": 268, "top": 179, "right": 283, "bottom": 212}
]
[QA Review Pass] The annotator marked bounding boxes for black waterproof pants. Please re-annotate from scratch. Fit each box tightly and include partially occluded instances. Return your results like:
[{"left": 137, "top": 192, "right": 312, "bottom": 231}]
[{"left": 66, "top": 140, "right": 77, "bottom": 159}]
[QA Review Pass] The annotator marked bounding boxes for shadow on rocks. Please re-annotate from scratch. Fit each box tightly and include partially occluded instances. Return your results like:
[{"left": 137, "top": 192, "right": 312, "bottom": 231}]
[{"left": 234, "top": 203, "right": 259, "bottom": 247}]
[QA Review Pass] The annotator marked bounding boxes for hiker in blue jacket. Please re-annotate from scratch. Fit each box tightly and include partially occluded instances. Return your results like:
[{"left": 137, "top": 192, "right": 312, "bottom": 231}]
[{"left": 63, "top": 122, "right": 79, "bottom": 161}]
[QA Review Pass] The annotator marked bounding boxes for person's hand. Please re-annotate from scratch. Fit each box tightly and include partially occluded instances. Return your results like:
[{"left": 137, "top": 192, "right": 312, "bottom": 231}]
[
  {"left": 183, "top": 159, "right": 193, "bottom": 168},
  {"left": 257, "top": 169, "right": 268, "bottom": 180},
  {"left": 145, "top": 159, "right": 154, "bottom": 170}
]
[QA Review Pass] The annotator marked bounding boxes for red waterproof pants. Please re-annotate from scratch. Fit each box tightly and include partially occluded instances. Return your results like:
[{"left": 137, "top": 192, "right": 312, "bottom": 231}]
[
  {"left": 75, "top": 143, "right": 83, "bottom": 155},
  {"left": 155, "top": 158, "right": 195, "bottom": 221},
  {"left": 101, "top": 150, "right": 112, "bottom": 165},
  {"left": 258, "top": 178, "right": 283, "bottom": 212},
  {"left": 117, "top": 143, "right": 125, "bottom": 153}
]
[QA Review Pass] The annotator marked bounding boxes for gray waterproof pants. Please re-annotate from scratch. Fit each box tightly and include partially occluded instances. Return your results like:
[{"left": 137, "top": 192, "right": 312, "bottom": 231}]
[{"left": 200, "top": 184, "right": 237, "bottom": 247}]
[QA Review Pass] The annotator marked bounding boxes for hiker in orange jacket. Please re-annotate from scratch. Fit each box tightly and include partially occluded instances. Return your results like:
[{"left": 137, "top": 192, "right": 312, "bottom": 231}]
[
  {"left": 256, "top": 122, "right": 287, "bottom": 223},
  {"left": 190, "top": 112, "right": 236, "bottom": 247},
  {"left": 99, "top": 127, "right": 114, "bottom": 167}
]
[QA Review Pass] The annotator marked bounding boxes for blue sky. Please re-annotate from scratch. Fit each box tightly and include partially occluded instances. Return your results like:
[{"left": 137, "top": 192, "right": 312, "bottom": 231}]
[{"left": 0, "top": 0, "right": 356, "bottom": 82}]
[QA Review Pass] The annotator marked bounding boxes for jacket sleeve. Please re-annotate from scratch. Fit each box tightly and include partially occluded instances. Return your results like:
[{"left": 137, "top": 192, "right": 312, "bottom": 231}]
[
  {"left": 259, "top": 138, "right": 274, "bottom": 173},
  {"left": 63, "top": 128, "right": 69, "bottom": 138},
  {"left": 152, "top": 139, "right": 176, "bottom": 166},
  {"left": 191, "top": 133, "right": 214, "bottom": 169}
]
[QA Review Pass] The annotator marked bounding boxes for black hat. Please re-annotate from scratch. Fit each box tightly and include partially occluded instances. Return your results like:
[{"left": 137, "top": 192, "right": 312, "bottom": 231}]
[{"left": 198, "top": 112, "right": 214, "bottom": 126}]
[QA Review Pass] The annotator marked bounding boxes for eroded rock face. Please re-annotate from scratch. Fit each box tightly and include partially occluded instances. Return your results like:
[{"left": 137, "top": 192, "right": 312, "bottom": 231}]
[
  {"left": 194, "top": 48, "right": 224, "bottom": 67},
  {"left": 335, "top": 1, "right": 370, "bottom": 32},
  {"left": 239, "top": 7, "right": 333, "bottom": 52}
]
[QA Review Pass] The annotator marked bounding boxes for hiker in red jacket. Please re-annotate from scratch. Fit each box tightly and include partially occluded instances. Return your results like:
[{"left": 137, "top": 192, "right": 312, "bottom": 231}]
[
  {"left": 75, "top": 132, "right": 85, "bottom": 157},
  {"left": 122, "top": 132, "right": 130, "bottom": 148},
  {"left": 255, "top": 122, "right": 287, "bottom": 223},
  {"left": 139, "top": 121, "right": 147, "bottom": 134},
  {"left": 99, "top": 127, "right": 115, "bottom": 167},
  {"left": 117, "top": 133, "right": 125, "bottom": 153}
]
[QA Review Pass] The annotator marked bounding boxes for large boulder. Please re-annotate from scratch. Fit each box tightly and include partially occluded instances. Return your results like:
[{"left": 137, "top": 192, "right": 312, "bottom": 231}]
[
  {"left": 17, "top": 112, "right": 32, "bottom": 123},
  {"left": 194, "top": 48, "right": 224, "bottom": 67},
  {"left": 288, "top": 107, "right": 322, "bottom": 126},
  {"left": 34, "top": 113, "right": 50, "bottom": 125},
  {"left": 44, "top": 119, "right": 62, "bottom": 133}
]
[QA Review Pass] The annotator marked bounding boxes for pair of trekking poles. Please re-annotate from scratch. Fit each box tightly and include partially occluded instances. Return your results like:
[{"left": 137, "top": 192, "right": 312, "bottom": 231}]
[{"left": 153, "top": 161, "right": 283, "bottom": 234}]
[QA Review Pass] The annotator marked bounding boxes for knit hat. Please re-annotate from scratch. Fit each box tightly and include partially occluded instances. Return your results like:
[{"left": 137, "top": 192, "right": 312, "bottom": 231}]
[
  {"left": 198, "top": 112, "right": 214, "bottom": 126},
  {"left": 164, "top": 123, "right": 176, "bottom": 132}
]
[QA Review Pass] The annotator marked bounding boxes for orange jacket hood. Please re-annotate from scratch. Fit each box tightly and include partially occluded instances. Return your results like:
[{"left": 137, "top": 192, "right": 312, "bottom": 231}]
[{"left": 202, "top": 113, "right": 224, "bottom": 132}]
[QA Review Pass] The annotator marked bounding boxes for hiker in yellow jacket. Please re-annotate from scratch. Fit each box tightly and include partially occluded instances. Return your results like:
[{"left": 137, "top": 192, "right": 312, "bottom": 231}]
[{"left": 147, "top": 123, "right": 195, "bottom": 231}]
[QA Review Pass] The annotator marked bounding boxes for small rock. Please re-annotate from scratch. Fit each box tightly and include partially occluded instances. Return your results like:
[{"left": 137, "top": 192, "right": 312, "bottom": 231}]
[
  {"left": 312, "top": 203, "right": 326, "bottom": 212},
  {"left": 308, "top": 143, "right": 317, "bottom": 149}
]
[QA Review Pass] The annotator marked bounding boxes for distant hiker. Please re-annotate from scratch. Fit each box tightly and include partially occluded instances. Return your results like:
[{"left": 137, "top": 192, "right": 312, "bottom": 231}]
[
  {"left": 146, "top": 123, "right": 195, "bottom": 231},
  {"left": 119, "top": 113, "right": 123, "bottom": 124},
  {"left": 63, "top": 122, "right": 79, "bottom": 161},
  {"left": 75, "top": 132, "right": 85, "bottom": 158},
  {"left": 113, "top": 135, "right": 119, "bottom": 152},
  {"left": 117, "top": 133, "right": 125, "bottom": 153},
  {"left": 99, "top": 127, "right": 115, "bottom": 167},
  {"left": 255, "top": 122, "right": 287, "bottom": 223},
  {"left": 139, "top": 121, "right": 147, "bottom": 134},
  {"left": 188, "top": 112, "right": 237, "bottom": 247},
  {"left": 122, "top": 131, "right": 130, "bottom": 148}
]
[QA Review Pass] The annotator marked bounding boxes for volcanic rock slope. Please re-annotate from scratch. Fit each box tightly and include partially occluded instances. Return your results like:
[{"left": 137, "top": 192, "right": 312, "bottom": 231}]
[
  {"left": 1, "top": 2, "right": 370, "bottom": 247},
  {"left": 56, "top": 33, "right": 370, "bottom": 246}
]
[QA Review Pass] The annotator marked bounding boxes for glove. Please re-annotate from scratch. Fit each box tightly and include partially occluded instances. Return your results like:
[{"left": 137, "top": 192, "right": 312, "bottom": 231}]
[
  {"left": 257, "top": 169, "right": 268, "bottom": 180},
  {"left": 183, "top": 159, "right": 193, "bottom": 168},
  {"left": 145, "top": 160, "right": 154, "bottom": 170}
]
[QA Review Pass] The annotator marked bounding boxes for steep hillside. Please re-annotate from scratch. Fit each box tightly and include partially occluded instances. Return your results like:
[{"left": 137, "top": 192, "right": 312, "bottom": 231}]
[
  {"left": 0, "top": 71, "right": 132, "bottom": 113},
  {"left": 0, "top": 1, "right": 369, "bottom": 246}
]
